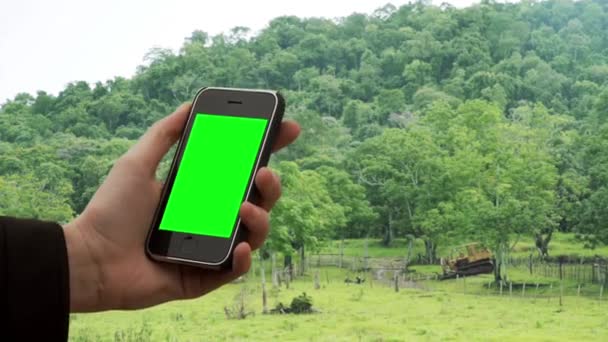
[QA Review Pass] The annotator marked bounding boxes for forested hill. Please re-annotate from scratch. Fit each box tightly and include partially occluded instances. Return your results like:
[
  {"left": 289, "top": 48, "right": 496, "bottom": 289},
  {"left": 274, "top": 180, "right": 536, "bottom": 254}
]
[{"left": 2, "top": 0, "right": 608, "bottom": 262}]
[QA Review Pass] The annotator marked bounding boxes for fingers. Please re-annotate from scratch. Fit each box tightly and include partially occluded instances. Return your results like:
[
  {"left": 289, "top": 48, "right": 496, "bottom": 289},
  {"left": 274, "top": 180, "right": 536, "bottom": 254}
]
[
  {"left": 239, "top": 167, "right": 280, "bottom": 251},
  {"left": 124, "top": 103, "right": 191, "bottom": 174},
  {"left": 182, "top": 242, "right": 252, "bottom": 298},
  {"left": 231, "top": 242, "right": 252, "bottom": 274},
  {"left": 121, "top": 109, "right": 296, "bottom": 176},
  {"left": 272, "top": 120, "right": 300, "bottom": 153},
  {"left": 239, "top": 202, "right": 269, "bottom": 250},
  {"left": 255, "top": 168, "right": 281, "bottom": 211}
]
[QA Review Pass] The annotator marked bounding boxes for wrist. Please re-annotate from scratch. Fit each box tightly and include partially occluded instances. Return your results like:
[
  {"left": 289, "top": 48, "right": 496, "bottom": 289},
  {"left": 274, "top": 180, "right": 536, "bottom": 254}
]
[{"left": 63, "top": 220, "right": 104, "bottom": 312}]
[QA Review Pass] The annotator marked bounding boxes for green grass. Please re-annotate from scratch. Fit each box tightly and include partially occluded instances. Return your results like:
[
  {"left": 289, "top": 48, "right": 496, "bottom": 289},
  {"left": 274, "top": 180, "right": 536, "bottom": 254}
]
[
  {"left": 408, "top": 264, "right": 607, "bottom": 298},
  {"left": 511, "top": 233, "right": 608, "bottom": 258},
  {"left": 318, "top": 233, "right": 608, "bottom": 259},
  {"left": 70, "top": 267, "right": 608, "bottom": 341}
]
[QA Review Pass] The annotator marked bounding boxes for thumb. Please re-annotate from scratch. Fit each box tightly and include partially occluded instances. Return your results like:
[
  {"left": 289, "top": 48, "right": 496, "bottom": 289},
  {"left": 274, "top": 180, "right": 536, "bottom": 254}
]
[{"left": 125, "top": 103, "right": 191, "bottom": 174}]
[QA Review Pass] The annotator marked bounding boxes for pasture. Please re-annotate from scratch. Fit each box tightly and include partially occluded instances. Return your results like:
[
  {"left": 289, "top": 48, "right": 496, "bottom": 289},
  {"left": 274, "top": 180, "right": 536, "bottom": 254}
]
[{"left": 70, "top": 259, "right": 608, "bottom": 341}]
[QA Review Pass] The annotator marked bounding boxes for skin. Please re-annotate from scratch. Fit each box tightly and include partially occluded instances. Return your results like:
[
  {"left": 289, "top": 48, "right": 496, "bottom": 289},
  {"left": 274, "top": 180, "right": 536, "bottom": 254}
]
[{"left": 63, "top": 103, "right": 300, "bottom": 312}]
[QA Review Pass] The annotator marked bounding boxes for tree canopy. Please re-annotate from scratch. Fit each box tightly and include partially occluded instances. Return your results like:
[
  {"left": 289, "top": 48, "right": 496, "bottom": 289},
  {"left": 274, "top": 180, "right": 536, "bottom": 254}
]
[{"left": 2, "top": 0, "right": 608, "bottom": 274}]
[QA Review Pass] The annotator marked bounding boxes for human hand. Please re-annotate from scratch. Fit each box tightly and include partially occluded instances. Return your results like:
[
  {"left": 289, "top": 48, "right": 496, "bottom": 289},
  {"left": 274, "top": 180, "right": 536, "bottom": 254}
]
[{"left": 63, "top": 104, "right": 300, "bottom": 312}]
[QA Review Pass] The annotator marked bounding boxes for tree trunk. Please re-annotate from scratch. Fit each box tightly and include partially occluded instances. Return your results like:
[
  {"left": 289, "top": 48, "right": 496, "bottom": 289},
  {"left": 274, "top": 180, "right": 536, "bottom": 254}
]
[
  {"left": 493, "top": 257, "right": 502, "bottom": 282},
  {"left": 405, "top": 237, "right": 413, "bottom": 269},
  {"left": 382, "top": 211, "right": 394, "bottom": 247},
  {"left": 299, "top": 245, "right": 306, "bottom": 276},
  {"left": 424, "top": 239, "right": 437, "bottom": 264},
  {"left": 535, "top": 230, "right": 553, "bottom": 258},
  {"left": 284, "top": 254, "right": 293, "bottom": 279},
  {"left": 339, "top": 238, "right": 344, "bottom": 268},
  {"left": 494, "top": 243, "right": 509, "bottom": 283},
  {"left": 364, "top": 237, "right": 369, "bottom": 270}
]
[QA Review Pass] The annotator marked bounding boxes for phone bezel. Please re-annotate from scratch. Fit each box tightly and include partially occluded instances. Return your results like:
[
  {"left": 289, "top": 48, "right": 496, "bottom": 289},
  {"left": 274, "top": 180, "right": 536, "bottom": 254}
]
[{"left": 146, "top": 87, "right": 279, "bottom": 268}]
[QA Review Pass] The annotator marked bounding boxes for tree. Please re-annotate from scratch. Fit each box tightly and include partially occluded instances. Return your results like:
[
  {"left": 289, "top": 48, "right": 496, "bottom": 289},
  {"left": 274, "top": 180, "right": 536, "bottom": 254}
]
[
  {"left": 0, "top": 173, "right": 73, "bottom": 222},
  {"left": 2, "top": 0, "right": 608, "bottom": 271},
  {"left": 576, "top": 124, "right": 608, "bottom": 247},
  {"left": 454, "top": 101, "right": 559, "bottom": 281},
  {"left": 268, "top": 162, "right": 346, "bottom": 275},
  {"left": 315, "top": 166, "right": 377, "bottom": 239},
  {"left": 351, "top": 127, "right": 445, "bottom": 253}
]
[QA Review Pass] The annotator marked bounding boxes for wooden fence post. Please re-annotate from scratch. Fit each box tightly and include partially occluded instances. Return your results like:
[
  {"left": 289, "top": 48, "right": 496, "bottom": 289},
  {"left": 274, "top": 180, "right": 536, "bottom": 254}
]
[
  {"left": 594, "top": 261, "right": 600, "bottom": 284},
  {"left": 285, "top": 268, "right": 290, "bottom": 289},
  {"left": 307, "top": 257, "right": 311, "bottom": 274},
  {"left": 394, "top": 272, "right": 399, "bottom": 293},
  {"left": 522, "top": 283, "right": 526, "bottom": 297},
  {"left": 271, "top": 254, "right": 278, "bottom": 288},
  {"left": 559, "top": 280, "right": 563, "bottom": 307},
  {"left": 364, "top": 238, "right": 369, "bottom": 271},
  {"left": 260, "top": 255, "right": 268, "bottom": 314}
]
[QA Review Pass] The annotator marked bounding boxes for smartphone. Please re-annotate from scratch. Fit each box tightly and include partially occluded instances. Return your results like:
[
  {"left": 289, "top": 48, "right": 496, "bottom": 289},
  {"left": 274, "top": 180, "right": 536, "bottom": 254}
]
[{"left": 146, "top": 87, "right": 285, "bottom": 270}]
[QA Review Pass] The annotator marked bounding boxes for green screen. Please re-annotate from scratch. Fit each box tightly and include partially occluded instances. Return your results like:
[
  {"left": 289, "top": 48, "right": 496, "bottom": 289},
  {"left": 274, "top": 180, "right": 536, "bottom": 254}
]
[{"left": 159, "top": 113, "right": 268, "bottom": 238}]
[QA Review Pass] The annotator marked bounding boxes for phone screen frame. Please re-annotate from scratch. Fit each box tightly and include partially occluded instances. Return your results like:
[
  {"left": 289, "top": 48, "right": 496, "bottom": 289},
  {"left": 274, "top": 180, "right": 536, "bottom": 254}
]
[{"left": 146, "top": 87, "right": 279, "bottom": 268}]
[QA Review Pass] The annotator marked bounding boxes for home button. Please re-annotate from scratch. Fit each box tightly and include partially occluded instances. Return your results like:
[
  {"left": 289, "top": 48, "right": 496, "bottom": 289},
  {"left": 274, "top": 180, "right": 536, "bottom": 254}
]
[{"left": 181, "top": 237, "right": 197, "bottom": 254}]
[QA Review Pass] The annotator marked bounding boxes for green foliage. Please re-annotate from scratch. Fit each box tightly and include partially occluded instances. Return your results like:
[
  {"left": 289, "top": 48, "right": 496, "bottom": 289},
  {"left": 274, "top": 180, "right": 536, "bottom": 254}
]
[
  {"left": 315, "top": 166, "right": 377, "bottom": 238},
  {"left": 0, "top": 173, "right": 73, "bottom": 222},
  {"left": 288, "top": 292, "right": 313, "bottom": 314},
  {"left": 2, "top": 0, "right": 608, "bottom": 259},
  {"left": 268, "top": 162, "right": 346, "bottom": 254},
  {"left": 270, "top": 292, "right": 314, "bottom": 314}
]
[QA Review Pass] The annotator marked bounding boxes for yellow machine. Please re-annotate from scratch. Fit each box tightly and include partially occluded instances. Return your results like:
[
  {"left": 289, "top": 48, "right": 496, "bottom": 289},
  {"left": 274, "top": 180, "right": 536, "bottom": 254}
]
[{"left": 440, "top": 243, "right": 494, "bottom": 280}]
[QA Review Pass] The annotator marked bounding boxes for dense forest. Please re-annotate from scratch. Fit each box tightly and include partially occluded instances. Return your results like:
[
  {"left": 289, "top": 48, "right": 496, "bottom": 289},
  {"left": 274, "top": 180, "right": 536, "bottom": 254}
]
[{"left": 2, "top": 0, "right": 608, "bottom": 278}]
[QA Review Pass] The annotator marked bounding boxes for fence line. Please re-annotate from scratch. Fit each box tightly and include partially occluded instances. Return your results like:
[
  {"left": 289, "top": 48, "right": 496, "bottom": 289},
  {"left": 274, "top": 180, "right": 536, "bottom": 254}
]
[{"left": 312, "top": 253, "right": 608, "bottom": 285}]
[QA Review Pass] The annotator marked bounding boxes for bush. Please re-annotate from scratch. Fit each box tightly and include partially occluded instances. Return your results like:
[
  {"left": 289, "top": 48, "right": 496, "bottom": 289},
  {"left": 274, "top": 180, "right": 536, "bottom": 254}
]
[{"left": 270, "top": 292, "right": 314, "bottom": 314}]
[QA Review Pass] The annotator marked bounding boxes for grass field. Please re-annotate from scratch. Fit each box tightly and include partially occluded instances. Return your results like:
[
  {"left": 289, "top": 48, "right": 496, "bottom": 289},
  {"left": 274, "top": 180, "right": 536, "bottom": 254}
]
[
  {"left": 70, "top": 267, "right": 608, "bottom": 341},
  {"left": 319, "top": 233, "right": 608, "bottom": 259}
]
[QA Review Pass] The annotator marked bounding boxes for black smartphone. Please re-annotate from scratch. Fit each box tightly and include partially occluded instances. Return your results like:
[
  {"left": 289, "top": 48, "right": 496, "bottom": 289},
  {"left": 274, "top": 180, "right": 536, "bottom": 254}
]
[{"left": 146, "top": 87, "right": 285, "bottom": 270}]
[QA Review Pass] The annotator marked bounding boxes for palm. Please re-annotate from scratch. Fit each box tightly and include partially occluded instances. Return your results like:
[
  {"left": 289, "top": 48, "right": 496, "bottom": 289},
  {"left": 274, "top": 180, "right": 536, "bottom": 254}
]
[
  {"left": 82, "top": 159, "right": 181, "bottom": 309},
  {"left": 69, "top": 104, "right": 300, "bottom": 311}
]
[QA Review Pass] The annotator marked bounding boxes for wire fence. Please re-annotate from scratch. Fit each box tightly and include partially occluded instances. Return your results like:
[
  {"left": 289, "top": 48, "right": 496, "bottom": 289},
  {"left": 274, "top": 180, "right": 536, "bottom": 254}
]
[{"left": 311, "top": 253, "right": 608, "bottom": 286}]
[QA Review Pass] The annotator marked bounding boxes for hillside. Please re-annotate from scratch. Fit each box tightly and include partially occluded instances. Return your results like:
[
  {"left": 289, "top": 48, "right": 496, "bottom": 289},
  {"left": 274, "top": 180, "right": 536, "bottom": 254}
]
[{"left": 2, "top": 0, "right": 608, "bottom": 269}]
